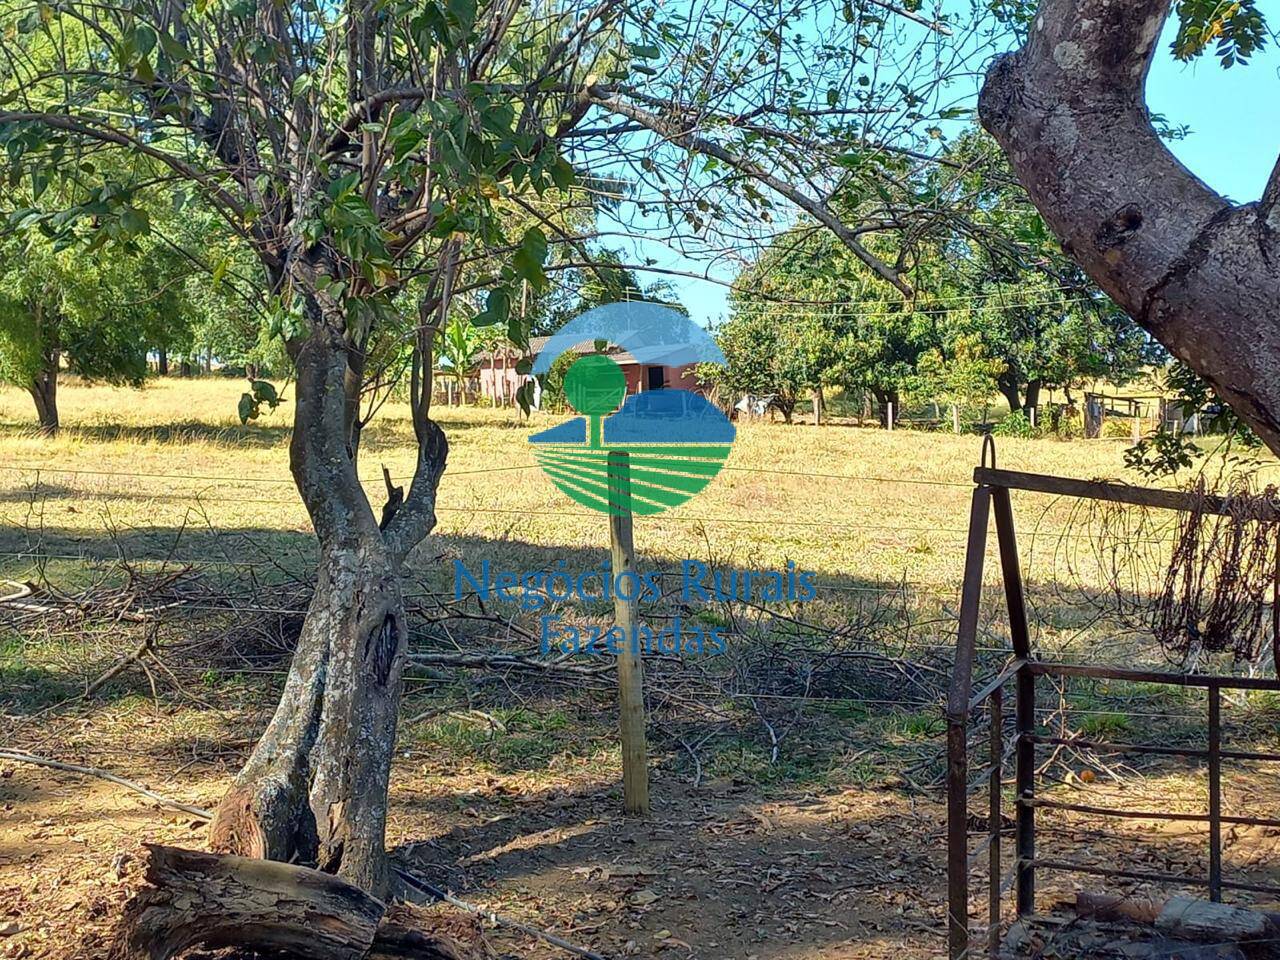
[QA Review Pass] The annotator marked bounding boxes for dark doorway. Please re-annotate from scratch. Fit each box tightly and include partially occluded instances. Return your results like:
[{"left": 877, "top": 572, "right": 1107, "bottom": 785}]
[{"left": 646, "top": 366, "right": 665, "bottom": 390}]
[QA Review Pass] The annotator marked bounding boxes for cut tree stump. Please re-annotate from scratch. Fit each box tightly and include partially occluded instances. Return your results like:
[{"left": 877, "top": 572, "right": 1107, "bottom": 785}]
[{"left": 109, "top": 844, "right": 465, "bottom": 960}]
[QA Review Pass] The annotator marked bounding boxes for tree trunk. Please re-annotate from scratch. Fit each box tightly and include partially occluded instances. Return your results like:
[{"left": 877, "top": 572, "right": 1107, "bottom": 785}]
[
  {"left": 871, "top": 388, "right": 898, "bottom": 428},
  {"left": 811, "top": 386, "right": 823, "bottom": 426},
  {"left": 997, "top": 374, "right": 1022, "bottom": 415},
  {"left": 29, "top": 350, "right": 59, "bottom": 437},
  {"left": 158, "top": 348, "right": 169, "bottom": 376},
  {"left": 979, "top": 0, "right": 1280, "bottom": 455},
  {"left": 209, "top": 298, "right": 447, "bottom": 898},
  {"left": 1024, "top": 379, "right": 1041, "bottom": 416}
]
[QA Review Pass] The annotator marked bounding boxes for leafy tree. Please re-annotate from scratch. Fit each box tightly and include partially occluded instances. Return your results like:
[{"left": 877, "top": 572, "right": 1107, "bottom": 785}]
[
  {"left": 0, "top": 0, "right": 1002, "bottom": 905},
  {"left": 911, "top": 333, "right": 1005, "bottom": 428},
  {"left": 906, "top": 131, "right": 1157, "bottom": 415},
  {"left": 0, "top": 229, "right": 188, "bottom": 433},
  {"left": 975, "top": 275, "right": 1153, "bottom": 414},
  {"left": 710, "top": 309, "right": 834, "bottom": 423},
  {"left": 726, "top": 229, "right": 945, "bottom": 425}
]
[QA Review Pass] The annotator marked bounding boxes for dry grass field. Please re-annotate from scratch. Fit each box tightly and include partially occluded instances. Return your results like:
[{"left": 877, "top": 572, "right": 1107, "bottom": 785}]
[
  {"left": 0, "top": 375, "right": 1229, "bottom": 588},
  {"left": 3, "top": 376, "right": 1280, "bottom": 960}
]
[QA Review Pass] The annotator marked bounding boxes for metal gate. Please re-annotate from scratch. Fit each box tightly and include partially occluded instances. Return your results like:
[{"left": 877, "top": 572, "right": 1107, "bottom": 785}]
[{"left": 946, "top": 450, "right": 1280, "bottom": 959}]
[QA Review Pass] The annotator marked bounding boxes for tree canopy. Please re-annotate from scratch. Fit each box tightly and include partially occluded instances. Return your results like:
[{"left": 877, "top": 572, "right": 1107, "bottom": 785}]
[
  {"left": 0, "top": 216, "right": 192, "bottom": 431},
  {"left": 715, "top": 130, "right": 1159, "bottom": 426}
]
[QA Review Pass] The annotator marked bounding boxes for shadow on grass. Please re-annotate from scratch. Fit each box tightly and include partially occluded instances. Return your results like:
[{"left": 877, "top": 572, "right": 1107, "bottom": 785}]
[{"left": 3, "top": 519, "right": 1276, "bottom": 813}]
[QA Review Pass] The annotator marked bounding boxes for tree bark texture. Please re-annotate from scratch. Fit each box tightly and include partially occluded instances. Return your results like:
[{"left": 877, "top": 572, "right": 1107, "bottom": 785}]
[
  {"left": 1024, "top": 379, "right": 1041, "bottom": 417},
  {"left": 979, "top": 0, "right": 1280, "bottom": 454},
  {"left": 29, "top": 349, "right": 59, "bottom": 436},
  {"left": 997, "top": 374, "right": 1022, "bottom": 414},
  {"left": 209, "top": 290, "right": 447, "bottom": 897}
]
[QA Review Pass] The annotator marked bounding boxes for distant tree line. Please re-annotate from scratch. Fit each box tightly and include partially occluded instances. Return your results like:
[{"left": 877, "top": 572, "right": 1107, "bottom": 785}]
[{"left": 707, "top": 132, "right": 1162, "bottom": 427}]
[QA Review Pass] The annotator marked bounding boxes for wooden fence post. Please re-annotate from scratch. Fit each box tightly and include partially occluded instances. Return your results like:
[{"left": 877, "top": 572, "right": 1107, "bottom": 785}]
[{"left": 608, "top": 451, "right": 650, "bottom": 816}]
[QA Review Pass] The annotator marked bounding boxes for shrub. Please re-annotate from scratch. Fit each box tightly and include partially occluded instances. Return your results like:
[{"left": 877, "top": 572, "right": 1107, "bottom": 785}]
[{"left": 992, "top": 410, "right": 1041, "bottom": 439}]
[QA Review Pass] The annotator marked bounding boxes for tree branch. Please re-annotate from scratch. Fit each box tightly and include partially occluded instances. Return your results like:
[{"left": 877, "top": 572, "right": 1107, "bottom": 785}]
[
  {"left": 587, "top": 87, "right": 913, "bottom": 297},
  {"left": 978, "top": 0, "right": 1280, "bottom": 452}
]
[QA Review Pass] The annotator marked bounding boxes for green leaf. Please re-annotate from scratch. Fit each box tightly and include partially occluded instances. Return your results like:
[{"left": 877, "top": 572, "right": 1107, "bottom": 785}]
[
  {"left": 237, "top": 393, "right": 256, "bottom": 424},
  {"left": 512, "top": 227, "right": 547, "bottom": 289},
  {"left": 158, "top": 32, "right": 193, "bottom": 62},
  {"left": 507, "top": 308, "right": 528, "bottom": 349},
  {"left": 119, "top": 207, "right": 150, "bottom": 235},
  {"left": 250, "top": 379, "right": 279, "bottom": 406},
  {"left": 516, "top": 379, "right": 536, "bottom": 414},
  {"left": 549, "top": 157, "right": 574, "bottom": 190},
  {"left": 474, "top": 287, "right": 510, "bottom": 326},
  {"left": 134, "top": 25, "right": 157, "bottom": 57}
]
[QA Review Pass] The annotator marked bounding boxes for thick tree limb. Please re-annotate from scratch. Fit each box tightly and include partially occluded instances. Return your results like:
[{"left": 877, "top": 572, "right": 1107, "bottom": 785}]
[{"left": 978, "top": 0, "right": 1280, "bottom": 453}]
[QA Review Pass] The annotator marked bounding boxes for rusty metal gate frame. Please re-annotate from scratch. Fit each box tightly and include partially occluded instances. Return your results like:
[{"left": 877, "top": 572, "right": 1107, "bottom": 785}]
[{"left": 947, "top": 449, "right": 1280, "bottom": 959}]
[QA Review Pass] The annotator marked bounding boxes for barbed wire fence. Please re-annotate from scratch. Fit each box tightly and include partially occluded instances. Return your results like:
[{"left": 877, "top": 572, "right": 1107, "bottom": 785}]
[{"left": 3, "top": 458, "right": 1276, "bottom": 789}]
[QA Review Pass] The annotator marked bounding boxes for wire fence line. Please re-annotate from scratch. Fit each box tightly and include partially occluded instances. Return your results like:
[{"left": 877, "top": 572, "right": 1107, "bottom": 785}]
[
  {"left": 0, "top": 461, "right": 1185, "bottom": 548},
  {"left": 0, "top": 460, "right": 975, "bottom": 489},
  {"left": 0, "top": 547, "right": 951, "bottom": 596}
]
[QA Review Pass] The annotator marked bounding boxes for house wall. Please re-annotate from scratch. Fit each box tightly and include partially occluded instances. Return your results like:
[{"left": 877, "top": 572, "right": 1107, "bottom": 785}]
[
  {"left": 624, "top": 362, "right": 707, "bottom": 394},
  {"left": 477, "top": 359, "right": 709, "bottom": 405},
  {"left": 478, "top": 361, "right": 523, "bottom": 403}
]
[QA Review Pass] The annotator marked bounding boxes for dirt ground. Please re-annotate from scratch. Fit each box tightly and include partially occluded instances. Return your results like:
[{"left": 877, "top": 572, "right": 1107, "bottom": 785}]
[
  {"left": 0, "top": 742, "right": 951, "bottom": 960},
  {"left": 4, "top": 710, "right": 1280, "bottom": 960}
]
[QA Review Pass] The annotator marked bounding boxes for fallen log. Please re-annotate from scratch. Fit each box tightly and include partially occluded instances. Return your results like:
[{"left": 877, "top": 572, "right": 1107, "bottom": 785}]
[
  {"left": 1156, "top": 896, "right": 1272, "bottom": 943},
  {"left": 109, "top": 844, "right": 464, "bottom": 960},
  {"left": 1073, "top": 891, "right": 1280, "bottom": 942},
  {"left": 2, "top": 750, "right": 598, "bottom": 959},
  {"left": 1073, "top": 891, "right": 1161, "bottom": 924}
]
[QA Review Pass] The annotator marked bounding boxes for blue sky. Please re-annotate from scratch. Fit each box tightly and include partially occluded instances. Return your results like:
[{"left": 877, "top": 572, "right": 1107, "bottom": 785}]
[{"left": 621, "top": 16, "right": 1280, "bottom": 328}]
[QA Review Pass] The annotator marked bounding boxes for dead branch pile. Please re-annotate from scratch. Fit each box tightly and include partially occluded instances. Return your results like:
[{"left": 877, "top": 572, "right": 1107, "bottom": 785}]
[
  {"left": 1154, "top": 477, "right": 1280, "bottom": 664},
  {"left": 1043, "top": 475, "right": 1280, "bottom": 669},
  {"left": 1, "top": 539, "right": 954, "bottom": 775}
]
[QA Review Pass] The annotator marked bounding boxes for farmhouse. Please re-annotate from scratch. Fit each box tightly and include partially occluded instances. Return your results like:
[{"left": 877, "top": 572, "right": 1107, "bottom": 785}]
[{"left": 477, "top": 335, "right": 709, "bottom": 406}]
